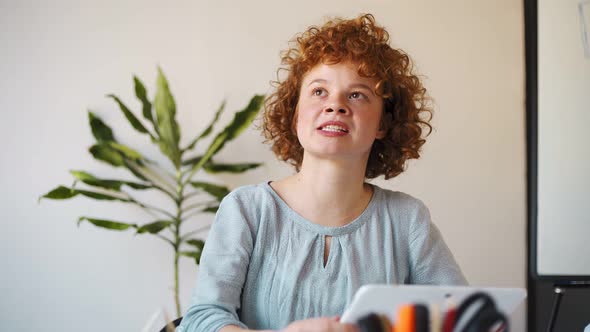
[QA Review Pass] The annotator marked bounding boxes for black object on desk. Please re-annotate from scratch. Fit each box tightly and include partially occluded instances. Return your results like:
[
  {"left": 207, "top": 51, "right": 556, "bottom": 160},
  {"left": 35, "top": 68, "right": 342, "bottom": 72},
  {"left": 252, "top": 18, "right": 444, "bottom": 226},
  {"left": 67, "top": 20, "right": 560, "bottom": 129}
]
[
  {"left": 159, "top": 317, "right": 182, "bottom": 332},
  {"left": 546, "top": 281, "right": 590, "bottom": 332}
]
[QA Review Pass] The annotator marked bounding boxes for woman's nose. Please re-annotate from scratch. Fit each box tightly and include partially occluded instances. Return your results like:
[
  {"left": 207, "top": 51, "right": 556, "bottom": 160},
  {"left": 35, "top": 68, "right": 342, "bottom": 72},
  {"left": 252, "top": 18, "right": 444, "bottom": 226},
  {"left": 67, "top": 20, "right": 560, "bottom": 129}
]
[{"left": 323, "top": 95, "right": 349, "bottom": 114}]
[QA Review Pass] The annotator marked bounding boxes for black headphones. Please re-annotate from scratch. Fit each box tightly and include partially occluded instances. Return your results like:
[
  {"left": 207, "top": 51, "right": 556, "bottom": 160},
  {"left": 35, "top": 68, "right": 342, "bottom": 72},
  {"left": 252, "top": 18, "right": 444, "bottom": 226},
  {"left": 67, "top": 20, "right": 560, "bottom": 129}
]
[{"left": 454, "top": 292, "right": 509, "bottom": 332}]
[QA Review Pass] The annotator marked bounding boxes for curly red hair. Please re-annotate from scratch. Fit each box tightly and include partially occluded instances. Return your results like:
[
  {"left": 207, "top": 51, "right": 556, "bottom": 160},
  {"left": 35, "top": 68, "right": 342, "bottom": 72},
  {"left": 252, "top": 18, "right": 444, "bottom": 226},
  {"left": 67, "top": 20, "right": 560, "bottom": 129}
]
[{"left": 263, "top": 14, "right": 432, "bottom": 179}]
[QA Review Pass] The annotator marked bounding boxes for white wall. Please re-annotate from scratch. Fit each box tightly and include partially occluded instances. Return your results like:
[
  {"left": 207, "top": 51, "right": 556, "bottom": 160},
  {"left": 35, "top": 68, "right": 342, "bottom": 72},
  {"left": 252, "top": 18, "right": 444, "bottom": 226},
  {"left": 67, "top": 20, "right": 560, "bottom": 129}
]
[
  {"left": 537, "top": 0, "right": 590, "bottom": 276},
  {"left": 0, "top": 0, "right": 526, "bottom": 331}
]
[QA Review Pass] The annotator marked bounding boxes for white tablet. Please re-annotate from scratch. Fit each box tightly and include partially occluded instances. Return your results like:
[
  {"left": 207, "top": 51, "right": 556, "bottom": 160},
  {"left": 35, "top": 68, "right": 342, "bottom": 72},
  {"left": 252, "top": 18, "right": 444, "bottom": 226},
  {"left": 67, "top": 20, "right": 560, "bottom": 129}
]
[{"left": 340, "top": 284, "right": 527, "bottom": 324}]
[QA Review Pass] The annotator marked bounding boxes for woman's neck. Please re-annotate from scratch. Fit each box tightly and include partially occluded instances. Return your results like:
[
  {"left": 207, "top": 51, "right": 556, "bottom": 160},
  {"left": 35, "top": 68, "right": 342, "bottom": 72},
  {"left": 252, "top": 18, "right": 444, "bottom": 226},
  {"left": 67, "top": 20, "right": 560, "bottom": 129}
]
[{"left": 273, "top": 154, "right": 373, "bottom": 227}]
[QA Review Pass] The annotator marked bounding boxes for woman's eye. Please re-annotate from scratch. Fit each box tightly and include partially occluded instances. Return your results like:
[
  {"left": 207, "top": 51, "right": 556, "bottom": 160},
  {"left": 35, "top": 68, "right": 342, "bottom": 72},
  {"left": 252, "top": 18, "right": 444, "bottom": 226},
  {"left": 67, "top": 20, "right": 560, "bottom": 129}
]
[
  {"left": 349, "top": 92, "right": 365, "bottom": 100},
  {"left": 313, "top": 88, "right": 325, "bottom": 96}
]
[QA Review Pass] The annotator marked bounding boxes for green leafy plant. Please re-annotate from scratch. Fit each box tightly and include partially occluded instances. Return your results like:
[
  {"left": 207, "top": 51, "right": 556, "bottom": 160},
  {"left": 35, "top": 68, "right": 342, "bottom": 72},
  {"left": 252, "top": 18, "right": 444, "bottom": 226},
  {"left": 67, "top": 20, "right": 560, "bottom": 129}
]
[{"left": 41, "top": 67, "right": 264, "bottom": 316}]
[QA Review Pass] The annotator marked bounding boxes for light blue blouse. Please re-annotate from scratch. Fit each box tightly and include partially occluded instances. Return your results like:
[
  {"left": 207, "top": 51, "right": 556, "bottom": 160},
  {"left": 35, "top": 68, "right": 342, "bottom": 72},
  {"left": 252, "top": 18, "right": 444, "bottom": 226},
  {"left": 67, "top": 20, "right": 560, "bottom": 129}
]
[{"left": 178, "top": 182, "right": 466, "bottom": 332}]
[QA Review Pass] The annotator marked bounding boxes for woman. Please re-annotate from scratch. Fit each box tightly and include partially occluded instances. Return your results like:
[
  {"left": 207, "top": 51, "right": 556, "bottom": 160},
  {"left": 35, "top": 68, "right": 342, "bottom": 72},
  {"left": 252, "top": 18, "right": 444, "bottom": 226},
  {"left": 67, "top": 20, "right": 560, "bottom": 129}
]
[{"left": 178, "top": 13, "right": 466, "bottom": 332}]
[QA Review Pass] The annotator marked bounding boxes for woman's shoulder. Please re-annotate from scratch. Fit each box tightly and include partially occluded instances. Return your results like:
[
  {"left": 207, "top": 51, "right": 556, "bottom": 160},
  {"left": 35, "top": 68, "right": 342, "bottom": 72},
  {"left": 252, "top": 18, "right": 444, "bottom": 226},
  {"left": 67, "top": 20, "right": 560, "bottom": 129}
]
[
  {"left": 211, "top": 183, "right": 276, "bottom": 235},
  {"left": 372, "top": 184, "right": 428, "bottom": 212},
  {"left": 372, "top": 185, "right": 434, "bottom": 239},
  {"left": 225, "top": 181, "right": 273, "bottom": 201},
  {"left": 226, "top": 181, "right": 267, "bottom": 196}
]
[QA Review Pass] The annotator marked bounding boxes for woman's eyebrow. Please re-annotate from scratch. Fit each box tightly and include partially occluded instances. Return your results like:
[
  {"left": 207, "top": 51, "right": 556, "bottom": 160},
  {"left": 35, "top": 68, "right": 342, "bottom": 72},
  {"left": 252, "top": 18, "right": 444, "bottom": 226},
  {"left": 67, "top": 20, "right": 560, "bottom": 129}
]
[
  {"left": 307, "top": 79, "right": 374, "bottom": 92},
  {"left": 307, "top": 79, "right": 327, "bottom": 86},
  {"left": 306, "top": 79, "right": 376, "bottom": 97}
]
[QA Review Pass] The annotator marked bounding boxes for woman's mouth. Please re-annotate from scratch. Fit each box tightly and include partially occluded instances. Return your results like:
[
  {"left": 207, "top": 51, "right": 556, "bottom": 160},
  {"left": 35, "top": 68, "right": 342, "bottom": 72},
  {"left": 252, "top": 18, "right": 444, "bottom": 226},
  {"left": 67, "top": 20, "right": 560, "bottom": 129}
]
[
  {"left": 317, "top": 121, "right": 349, "bottom": 134},
  {"left": 319, "top": 124, "right": 349, "bottom": 133}
]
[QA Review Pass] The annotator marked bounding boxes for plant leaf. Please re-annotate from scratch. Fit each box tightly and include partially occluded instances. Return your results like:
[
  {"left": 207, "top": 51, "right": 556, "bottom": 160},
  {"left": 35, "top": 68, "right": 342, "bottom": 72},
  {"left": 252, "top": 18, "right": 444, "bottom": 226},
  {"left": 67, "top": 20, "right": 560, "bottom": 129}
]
[
  {"left": 186, "top": 94, "right": 264, "bottom": 177},
  {"left": 123, "top": 182, "right": 153, "bottom": 190},
  {"left": 123, "top": 160, "right": 177, "bottom": 195},
  {"left": 133, "top": 76, "right": 157, "bottom": 134},
  {"left": 77, "top": 216, "right": 137, "bottom": 231},
  {"left": 203, "top": 162, "right": 261, "bottom": 174},
  {"left": 40, "top": 186, "right": 78, "bottom": 201},
  {"left": 156, "top": 139, "right": 181, "bottom": 167},
  {"left": 179, "top": 250, "right": 202, "bottom": 264},
  {"left": 108, "top": 142, "right": 143, "bottom": 161},
  {"left": 88, "top": 111, "right": 115, "bottom": 142},
  {"left": 202, "top": 205, "right": 219, "bottom": 214},
  {"left": 185, "top": 239, "right": 205, "bottom": 252},
  {"left": 136, "top": 220, "right": 173, "bottom": 234},
  {"left": 89, "top": 143, "right": 125, "bottom": 167},
  {"left": 41, "top": 186, "right": 128, "bottom": 202},
  {"left": 107, "top": 94, "right": 150, "bottom": 135},
  {"left": 189, "top": 182, "right": 230, "bottom": 201},
  {"left": 182, "top": 155, "right": 202, "bottom": 166},
  {"left": 70, "top": 170, "right": 122, "bottom": 191},
  {"left": 75, "top": 188, "right": 130, "bottom": 201},
  {"left": 154, "top": 67, "right": 181, "bottom": 167},
  {"left": 123, "top": 159, "right": 149, "bottom": 181},
  {"left": 183, "top": 100, "right": 225, "bottom": 152},
  {"left": 69, "top": 170, "right": 152, "bottom": 191},
  {"left": 44, "top": 185, "right": 128, "bottom": 202}
]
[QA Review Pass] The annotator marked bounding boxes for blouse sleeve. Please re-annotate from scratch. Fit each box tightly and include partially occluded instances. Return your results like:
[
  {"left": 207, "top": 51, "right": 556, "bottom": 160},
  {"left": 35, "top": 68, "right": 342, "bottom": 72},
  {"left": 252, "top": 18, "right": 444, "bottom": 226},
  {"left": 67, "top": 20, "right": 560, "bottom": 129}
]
[
  {"left": 408, "top": 201, "right": 468, "bottom": 286},
  {"left": 177, "top": 194, "right": 255, "bottom": 332}
]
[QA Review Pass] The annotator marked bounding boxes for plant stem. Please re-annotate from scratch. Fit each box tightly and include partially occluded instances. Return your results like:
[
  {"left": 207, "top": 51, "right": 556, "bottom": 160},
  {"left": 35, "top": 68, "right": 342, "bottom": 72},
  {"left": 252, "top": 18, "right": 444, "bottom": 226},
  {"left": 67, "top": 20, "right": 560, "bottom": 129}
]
[
  {"left": 173, "top": 168, "right": 185, "bottom": 318},
  {"left": 174, "top": 251, "right": 180, "bottom": 317}
]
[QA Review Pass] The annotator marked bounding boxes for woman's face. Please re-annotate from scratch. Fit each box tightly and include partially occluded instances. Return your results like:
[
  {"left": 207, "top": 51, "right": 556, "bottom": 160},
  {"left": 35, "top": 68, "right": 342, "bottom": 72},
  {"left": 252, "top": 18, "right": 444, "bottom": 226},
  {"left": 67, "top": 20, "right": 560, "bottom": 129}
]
[{"left": 295, "top": 61, "right": 385, "bottom": 163}]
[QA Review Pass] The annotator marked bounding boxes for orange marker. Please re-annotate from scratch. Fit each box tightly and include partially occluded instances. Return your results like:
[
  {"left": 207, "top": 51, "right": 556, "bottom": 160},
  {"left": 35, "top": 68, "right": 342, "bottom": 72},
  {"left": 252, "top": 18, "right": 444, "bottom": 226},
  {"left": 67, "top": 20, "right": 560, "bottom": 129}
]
[{"left": 396, "top": 304, "right": 415, "bottom": 332}]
